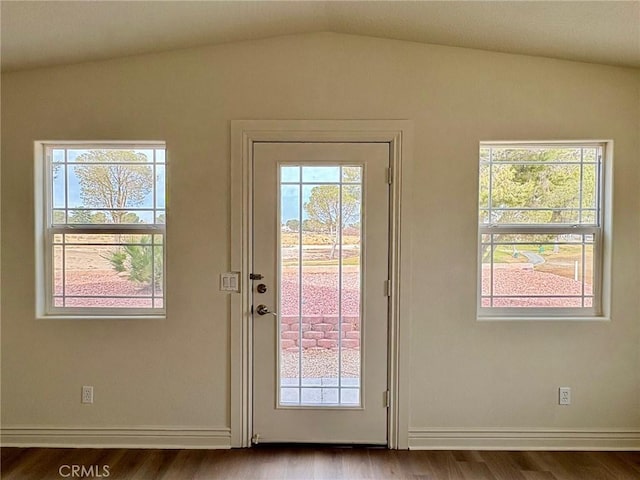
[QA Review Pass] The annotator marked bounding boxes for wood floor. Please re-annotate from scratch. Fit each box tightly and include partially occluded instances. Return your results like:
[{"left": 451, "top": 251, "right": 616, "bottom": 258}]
[{"left": 2, "top": 446, "right": 640, "bottom": 479}]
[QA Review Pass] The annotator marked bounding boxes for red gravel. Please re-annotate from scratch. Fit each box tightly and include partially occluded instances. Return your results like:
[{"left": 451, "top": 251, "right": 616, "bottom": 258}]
[
  {"left": 56, "top": 270, "right": 161, "bottom": 308},
  {"left": 481, "top": 264, "right": 593, "bottom": 307},
  {"left": 280, "top": 271, "right": 360, "bottom": 316},
  {"left": 58, "top": 265, "right": 590, "bottom": 310}
]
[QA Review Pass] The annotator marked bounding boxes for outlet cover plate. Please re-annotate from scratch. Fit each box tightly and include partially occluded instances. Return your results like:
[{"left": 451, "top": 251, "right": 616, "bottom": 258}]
[
  {"left": 82, "top": 385, "right": 94, "bottom": 404},
  {"left": 559, "top": 387, "right": 571, "bottom": 405}
]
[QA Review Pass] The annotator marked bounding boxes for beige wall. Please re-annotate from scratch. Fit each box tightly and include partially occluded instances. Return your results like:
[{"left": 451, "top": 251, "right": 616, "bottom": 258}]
[{"left": 1, "top": 33, "right": 639, "bottom": 447}]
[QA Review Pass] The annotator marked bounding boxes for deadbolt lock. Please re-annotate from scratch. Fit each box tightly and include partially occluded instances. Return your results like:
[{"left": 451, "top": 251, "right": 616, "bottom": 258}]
[{"left": 256, "top": 283, "right": 267, "bottom": 293}]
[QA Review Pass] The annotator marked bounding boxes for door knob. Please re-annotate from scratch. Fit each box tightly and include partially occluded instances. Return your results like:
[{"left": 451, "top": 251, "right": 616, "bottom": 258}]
[{"left": 256, "top": 304, "right": 277, "bottom": 316}]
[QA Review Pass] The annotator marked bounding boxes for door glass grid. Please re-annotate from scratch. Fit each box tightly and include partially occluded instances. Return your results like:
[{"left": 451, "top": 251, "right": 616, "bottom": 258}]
[{"left": 279, "top": 165, "right": 362, "bottom": 406}]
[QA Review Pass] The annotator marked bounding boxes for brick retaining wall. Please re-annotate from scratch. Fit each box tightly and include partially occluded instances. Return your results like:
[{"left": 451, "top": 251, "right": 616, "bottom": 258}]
[{"left": 280, "top": 315, "right": 360, "bottom": 351}]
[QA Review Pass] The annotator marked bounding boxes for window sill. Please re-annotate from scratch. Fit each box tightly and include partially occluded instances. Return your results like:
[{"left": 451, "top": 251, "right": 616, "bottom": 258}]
[
  {"left": 36, "top": 314, "right": 166, "bottom": 321},
  {"left": 477, "top": 316, "right": 610, "bottom": 322}
]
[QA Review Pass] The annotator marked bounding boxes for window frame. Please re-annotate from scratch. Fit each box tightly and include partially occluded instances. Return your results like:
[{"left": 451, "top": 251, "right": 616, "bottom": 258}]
[
  {"left": 35, "top": 141, "right": 167, "bottom": 319},
  {"left": 477, "top": 140, "right": 610, "bottom": 320}
]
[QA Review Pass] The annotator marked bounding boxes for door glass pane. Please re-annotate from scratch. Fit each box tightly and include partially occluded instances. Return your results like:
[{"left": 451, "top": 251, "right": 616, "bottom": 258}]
[
  {"left": 341, "top": 183, "right": 361, "bottom": 387},
  {"left": 279, "top": 165, "right": 362, "bottom": 406},
  {"left": 280, "top": 184, "right": 301, "bottom": 389}
]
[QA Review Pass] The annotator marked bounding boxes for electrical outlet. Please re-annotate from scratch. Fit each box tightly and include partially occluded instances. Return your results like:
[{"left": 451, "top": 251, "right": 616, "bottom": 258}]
[
  {"left": 559, "top": 387, "right": 571, "bottom": 405},
  {"left": 82, "top": 386, "right": 94, "bottom": 404}
]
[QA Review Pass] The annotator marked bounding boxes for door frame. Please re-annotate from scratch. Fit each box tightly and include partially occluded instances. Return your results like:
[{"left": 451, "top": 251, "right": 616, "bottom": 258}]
[{"left": 230, "top": 120, "right": 413, "bottom": 449}]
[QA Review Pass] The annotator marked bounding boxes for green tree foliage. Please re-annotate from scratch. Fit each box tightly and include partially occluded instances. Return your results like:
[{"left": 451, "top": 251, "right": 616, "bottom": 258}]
[
  {"left": 286, "top": 219, "right": 300, "bottom": 232},
  {"left": 75, "top": 150, "right": 153, "bottom": 224},
  {"left": 302, "top": 219, "right": 323, "bottom": 232},
  {"left": 108, "top": 236, "right": 163, "bottom": 289},
  {"left": 480, "top": 147, "right": 597, "bottom": 225},
  {"left": 479, "top": 147, "right": 598, "bottom": 260},
  {"left": 304, "top": 170, "right": 361, "bottom": 258},
  {"left": 68, "top": 210, "right": 108, "bottom": 224},
  {"left": 52, "top": 211, "right": 66, "bottom": 224}
]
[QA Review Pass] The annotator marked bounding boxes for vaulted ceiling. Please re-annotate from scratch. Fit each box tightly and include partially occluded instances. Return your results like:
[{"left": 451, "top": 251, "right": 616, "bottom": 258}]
[{"left": 2, "top": 1, "right": 639, "bottom": 72}]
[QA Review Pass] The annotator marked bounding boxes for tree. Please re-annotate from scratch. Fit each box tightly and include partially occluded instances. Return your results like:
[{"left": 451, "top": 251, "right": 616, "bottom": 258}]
[
  {"left": 285, "top": 219, "right": 300, "bottom": 232},
  {"left": 480, "top": 148, "right": 589, "bottom": 225},
  {"left": 75, "top": 150, "right": 153, "bottom": 224},
  {"left": 304, "top": 172, "right": 361, "bottom": 259},
  {"left": 107, "top": 236, "right": 163, "bottom": 289},
  {"left": 302, "top": 219, "right": 323, "bottom": 232},
  {"left": 68, "top": 210, "right": 108, "bottom": 224},
  {"left": 479, "top": 147, "right": 596, "bottom": 260},
  {"left": 74, "top": 150, "right": 158, "bottom": 286}
]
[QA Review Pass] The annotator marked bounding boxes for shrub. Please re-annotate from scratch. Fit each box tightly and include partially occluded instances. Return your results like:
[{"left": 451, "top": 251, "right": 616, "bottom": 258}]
[{"left": 109, "top": 236, "right": 163, "bottom": 289}]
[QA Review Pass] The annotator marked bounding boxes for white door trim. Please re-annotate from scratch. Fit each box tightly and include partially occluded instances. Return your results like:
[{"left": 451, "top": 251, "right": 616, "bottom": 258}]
[{"left": 230, "top": 120, "right": 413, "bottom": 449}]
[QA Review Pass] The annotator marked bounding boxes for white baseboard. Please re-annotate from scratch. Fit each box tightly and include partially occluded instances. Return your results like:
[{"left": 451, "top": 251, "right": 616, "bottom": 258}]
[
  {"left": 4, "top": 426, "right": 638, "bottom": 450},
  {"left": 408, "top": 428, "right": 640, "bottom": 451},
  {"left": 1, "top": 426, "right": 231, "bottom": 449}
]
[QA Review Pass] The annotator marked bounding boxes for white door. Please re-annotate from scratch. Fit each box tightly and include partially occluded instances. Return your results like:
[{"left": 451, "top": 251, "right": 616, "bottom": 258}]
[{"left": 252, "top": 142, "right": 390, "bottom": 444}]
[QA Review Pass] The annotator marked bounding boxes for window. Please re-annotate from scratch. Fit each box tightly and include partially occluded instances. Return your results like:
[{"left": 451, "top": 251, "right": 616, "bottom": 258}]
[
  {"left": 478, "top": 142, "right": 606, "bottom": 318},
  {"left": 36, "top": 143, "right": 166, "bottom": 317}
]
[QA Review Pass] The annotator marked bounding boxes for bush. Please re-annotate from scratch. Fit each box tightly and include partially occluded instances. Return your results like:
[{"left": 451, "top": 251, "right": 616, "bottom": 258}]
[
  {"left": 108, "top": 251, "right": 127, "bottom": 273},
  {"left": 109, "top": 236, "right": 163, "bottom": 288}
]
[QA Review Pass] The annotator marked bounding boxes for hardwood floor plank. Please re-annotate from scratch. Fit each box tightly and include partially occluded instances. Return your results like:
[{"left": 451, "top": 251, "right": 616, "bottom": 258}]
[
  {"left": 452, "top": 450, "right": 485, "bottom": 463},
  {"left": 109, "top": 449, "right": 150, "bottom": 480},
  {"left": 97, "top": 449, "right": 129, "bottom": 480},
  {"left": 0, "top": 448, "right": 27, "bottom": 474},
  {"left": 423, "top": 451, "right": 466, "bottom": 480},
  {"left": 312, "top": 447, "right": 344, "bottom": 479},
  {"left": 3, "top": 447, "right": 640, "bottom": 479},
  {"left": 457, "top": 460, "right": 497, "bottom": 480},
  {"left": 589, "top": 451, "right": 640, "bottom": 479},
  {"left": 217, "top": 449, "right": 258, "bottom": 479},
  {"left": 242, "top": 448, "right": 288, "bottom": 480},
  {"left": 129, "top": 449, "right": 174, "bottom": 480},
  {"left": 574, "top": 465, "right": 617, "bottom": 480},
  {"left": 535, "top": 451, "right": 584, "bottom": 480},
  {"left": 393, "top": 449, "right": 438, "bottom": 478},
  {"left": 283, "top": 447, "right": 320, "bottom": 480},
  {"left": 518, "top": 451, "right": 556, "bottom": 475},
  {"left": 368, "top": 448, "right": 406, "bottom": 478},
  {"left": 3, "top": 447, "right": 62, "bottom": 480},
  {"left": 521, "top": 471, "right": 559, "bottom": 480},
  {"left": 509, "top": 451, "right": 545, "bottom": 472},
  {"left": 402, "top": 450, "right": 438, "bottom": 478},
  {"left": 340, "top": 447, "right": 373, "bottom": 479},
  {"left": 614, "top": 451, "right": 640, "bottom": 475},
  {"left": 479, "top": 451, "right": 529, "bottom": 480}
]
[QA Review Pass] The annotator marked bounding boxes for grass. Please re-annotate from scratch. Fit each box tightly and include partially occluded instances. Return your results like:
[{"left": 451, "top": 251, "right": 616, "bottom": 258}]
[
  {"left": 537, "top": 246, "right": 593, "bottom": 282},
  {"left": 280, "top": 232, "right": 361, "bottom": 266},
  {"left": 486, "top": 244, "right": 593, "bottom": 283},
  {"left": 482, "top": 246, "right": 527, "bottom": 264},
  {"left": 281, "top": 233, "right": 360, "bottom": 247},
  {"left": 282, "top": 256, "right": 360, "bottom": 267}
]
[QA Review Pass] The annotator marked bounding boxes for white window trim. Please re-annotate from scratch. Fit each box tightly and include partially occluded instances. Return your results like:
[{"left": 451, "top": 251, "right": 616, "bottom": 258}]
[
  {"left": 477, "top": 140, "right": 613, "bottom": 321},
  {"left": 35, "top": 141, "right": 167, "bottom": 319}
]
